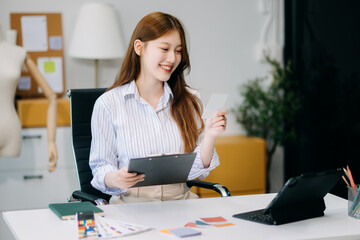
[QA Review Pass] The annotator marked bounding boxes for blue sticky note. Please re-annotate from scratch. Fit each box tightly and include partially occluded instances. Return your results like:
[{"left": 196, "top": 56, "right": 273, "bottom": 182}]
[
  {"left": 195, "top": 220, "right": 210, "bottom": 226},
  {"left": 168, "top": 227, "right": 201, "bottom": 238}
]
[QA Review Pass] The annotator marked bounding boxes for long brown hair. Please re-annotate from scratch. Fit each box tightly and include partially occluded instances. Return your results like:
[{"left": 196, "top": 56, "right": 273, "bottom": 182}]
[{"left": 108, "top": 12, "right": 204, "bottom": 152}]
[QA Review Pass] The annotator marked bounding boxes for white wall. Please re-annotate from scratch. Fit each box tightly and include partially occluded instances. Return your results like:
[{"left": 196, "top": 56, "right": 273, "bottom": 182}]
[
  {"left": 0, "top": 0, "right": 275, "bottom": 135},
  {"left": 0, "top": 0, "right": 283, "bottom": 191}
]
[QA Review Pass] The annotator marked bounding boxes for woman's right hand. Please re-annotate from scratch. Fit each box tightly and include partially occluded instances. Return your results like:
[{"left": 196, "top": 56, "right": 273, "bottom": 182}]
[{"left": 105, "top": 167, "right": 145, "bottom": 189}]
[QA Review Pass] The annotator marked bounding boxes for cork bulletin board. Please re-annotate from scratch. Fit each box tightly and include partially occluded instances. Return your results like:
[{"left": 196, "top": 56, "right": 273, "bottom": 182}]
[{"left": 10, "top": 13, "right": 65, "bottom": 98}]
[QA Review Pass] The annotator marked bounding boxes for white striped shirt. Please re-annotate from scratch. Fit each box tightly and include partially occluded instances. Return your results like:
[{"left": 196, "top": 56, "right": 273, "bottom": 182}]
[{"left": 89, "top": 80, "right": 219, "bottom": 195}]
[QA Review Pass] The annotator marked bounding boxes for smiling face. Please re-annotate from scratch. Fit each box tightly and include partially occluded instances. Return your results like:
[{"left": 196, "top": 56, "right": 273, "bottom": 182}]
[{"left": 135, "top": 30, "right": 182, "bottom": 84}]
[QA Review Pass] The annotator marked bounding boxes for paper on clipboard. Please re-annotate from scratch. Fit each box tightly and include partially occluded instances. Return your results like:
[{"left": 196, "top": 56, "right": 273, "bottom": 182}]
[{"left": 202, "top": 93, "right": 228, "bottom": 119}]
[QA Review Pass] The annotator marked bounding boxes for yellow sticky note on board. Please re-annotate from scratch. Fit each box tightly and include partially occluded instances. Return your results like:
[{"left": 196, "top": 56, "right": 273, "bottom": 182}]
[{"left": 44, "top": 61, "right": 55, "bottom": 73}]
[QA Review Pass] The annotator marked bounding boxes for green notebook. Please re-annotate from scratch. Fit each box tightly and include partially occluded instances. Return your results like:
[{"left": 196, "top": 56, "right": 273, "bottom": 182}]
[{"left": 49, "top": 202, "right": 104, "bottom": 220}]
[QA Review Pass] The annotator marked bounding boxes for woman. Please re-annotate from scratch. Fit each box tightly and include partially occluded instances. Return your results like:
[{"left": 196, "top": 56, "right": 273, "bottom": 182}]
[{"left": 89, "top": 12, "right": 227, "bottom": 203}]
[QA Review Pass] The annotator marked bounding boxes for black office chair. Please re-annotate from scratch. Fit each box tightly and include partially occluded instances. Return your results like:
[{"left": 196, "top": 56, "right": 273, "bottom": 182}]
[{"left": 67, "top": 88, "right": 230, "bottom": 205}]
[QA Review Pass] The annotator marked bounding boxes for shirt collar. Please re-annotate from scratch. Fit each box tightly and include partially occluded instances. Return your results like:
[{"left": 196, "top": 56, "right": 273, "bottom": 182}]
[
  {"left": 163, "top": 81, "right": 173, "bottom": 103},
  {"left": 121, "top": 80, "right": 173, "bottom": 104},
  {"left": 121, "top": 80, "right": 137, "bottom": 99}
]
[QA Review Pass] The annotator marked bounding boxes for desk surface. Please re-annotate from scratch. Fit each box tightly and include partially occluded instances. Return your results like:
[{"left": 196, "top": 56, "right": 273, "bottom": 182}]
[{"left": 3, "top": 194, "right": 360, "bottom": 240}]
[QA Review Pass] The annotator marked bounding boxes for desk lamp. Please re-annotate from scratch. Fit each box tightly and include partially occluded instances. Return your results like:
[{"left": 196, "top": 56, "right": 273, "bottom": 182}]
[{"left": 69, "top": 3, "right": 123, "bottom": 88}]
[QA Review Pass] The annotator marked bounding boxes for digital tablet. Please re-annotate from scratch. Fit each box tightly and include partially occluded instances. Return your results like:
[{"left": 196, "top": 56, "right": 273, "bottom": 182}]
[
  {"left": 232, "top": 169, "right": 342, "bottom": 225},
  {"left": 263, "top": 169, "right": 342, "bottom": 214},
  {"left": 128, "top": 153, "right": 197, "bottom": 188}
]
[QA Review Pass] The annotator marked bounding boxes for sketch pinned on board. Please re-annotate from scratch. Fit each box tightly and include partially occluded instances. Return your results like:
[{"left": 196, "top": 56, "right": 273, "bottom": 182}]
[
  {"left": 36, "top": 57, "right": 63, "bottom": 93},
  {"left": 20, "top": 15, "right": 48, "bottom": 52}
]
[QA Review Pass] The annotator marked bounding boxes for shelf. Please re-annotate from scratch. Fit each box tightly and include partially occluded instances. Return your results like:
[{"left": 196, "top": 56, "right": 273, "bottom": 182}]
[{"left": 16, "top": 98, "right": 70, "bottom": 128}]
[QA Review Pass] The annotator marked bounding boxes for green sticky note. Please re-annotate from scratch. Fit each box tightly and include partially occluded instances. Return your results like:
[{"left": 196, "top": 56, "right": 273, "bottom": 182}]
[{"left": 44, "top": 61, "right": 55, "bottom": 73}]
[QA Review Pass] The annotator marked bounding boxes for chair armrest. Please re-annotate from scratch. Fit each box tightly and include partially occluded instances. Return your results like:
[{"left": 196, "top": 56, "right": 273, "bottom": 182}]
[
  {"left": 186, "top": 180, "right": 231, "bottom": 197},
  {"left": 71, "top": 190, "right": 109, "bottom": 205}
]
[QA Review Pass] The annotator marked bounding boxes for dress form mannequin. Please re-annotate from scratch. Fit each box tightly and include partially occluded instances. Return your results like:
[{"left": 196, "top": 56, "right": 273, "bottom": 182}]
[{"left": 0, "top": 26, "right": 58, "bottom": 172}]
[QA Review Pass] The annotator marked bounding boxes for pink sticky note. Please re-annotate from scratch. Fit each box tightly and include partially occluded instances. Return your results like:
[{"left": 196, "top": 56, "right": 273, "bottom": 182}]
[{"left": 184, "top": 222, "right": 197, "bottom": 228}]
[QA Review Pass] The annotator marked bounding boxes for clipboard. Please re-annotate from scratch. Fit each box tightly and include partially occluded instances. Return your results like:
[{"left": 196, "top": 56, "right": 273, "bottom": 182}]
[{"left": 128, "top": 153, "right": 197, "bottom": 188}]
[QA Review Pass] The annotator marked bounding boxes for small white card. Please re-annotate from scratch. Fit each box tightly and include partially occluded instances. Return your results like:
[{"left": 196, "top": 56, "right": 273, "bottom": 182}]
[
  {"left": 18, "top": 76, "right": 31, "bottom": 90},
  {"left": 49, "top": 36, "right": 62, "bottom": 50},
  {"left": 202, "top": 93, "right": 228, "bottom": 119}
]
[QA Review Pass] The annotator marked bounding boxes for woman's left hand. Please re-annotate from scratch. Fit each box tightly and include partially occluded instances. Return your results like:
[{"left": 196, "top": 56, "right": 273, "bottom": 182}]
[
  {"left": 48, "top": 141, "right": 58, "bottom": 172},
  {"left": 204, "top": 110, "right": 227, "bottom": 138}
]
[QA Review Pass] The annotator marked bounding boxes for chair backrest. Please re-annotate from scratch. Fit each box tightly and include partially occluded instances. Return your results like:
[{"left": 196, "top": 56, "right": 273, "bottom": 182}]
[{"left": 67, "top": 88, "right": 111, "bottom": 202}]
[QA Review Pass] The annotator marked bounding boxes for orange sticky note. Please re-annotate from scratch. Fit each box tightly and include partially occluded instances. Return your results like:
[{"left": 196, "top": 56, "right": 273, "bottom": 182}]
[
  {"left": 160, "top": 228, "right": 175, "bottom": 235},
  {"left": 200, "top": 216, "right": 227, "bottom": 222},
  {"left": 213, "top": 223, "right": 235, "bottom": 227}
]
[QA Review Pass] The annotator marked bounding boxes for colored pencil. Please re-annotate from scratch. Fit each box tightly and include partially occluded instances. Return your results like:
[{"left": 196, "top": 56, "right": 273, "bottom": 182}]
[
  {"left": 347, "top": 165, "right": 357, "bottom": 189},
  {"left": 342, "top": 175, "right": 350, "bottom": 187},
  {"left": 343, "top": 168, "right": 350, "bottom": 180}
]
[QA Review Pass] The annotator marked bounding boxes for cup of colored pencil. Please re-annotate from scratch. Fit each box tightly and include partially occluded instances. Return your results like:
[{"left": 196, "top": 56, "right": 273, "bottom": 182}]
[
  {"left": 347, "top": 186, "right": 360, "bottom": 219},
  {"left": 342, "top": 166, "right": 360, "bottom": 219}
]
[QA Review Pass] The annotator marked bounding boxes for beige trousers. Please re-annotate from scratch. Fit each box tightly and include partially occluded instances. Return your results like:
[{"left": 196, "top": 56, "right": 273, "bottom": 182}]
[{"left": 110, "top": 183, "right": 198, "bottom": 204}]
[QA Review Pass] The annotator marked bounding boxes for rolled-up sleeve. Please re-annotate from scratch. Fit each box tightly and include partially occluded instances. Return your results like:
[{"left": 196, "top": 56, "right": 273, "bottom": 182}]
[
  {"left": 187, "top": 88, "right": 220, "bottom": 179},
  {"left": 89, "top": 98, "right": 126, "bottom": 195},
  {"left": 188, "top": 141, "right": 220, "bottom": 179}
]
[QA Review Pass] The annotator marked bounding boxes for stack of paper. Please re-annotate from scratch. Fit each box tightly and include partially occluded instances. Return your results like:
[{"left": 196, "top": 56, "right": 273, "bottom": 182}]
[
  {"left": 160, "top": 227, "right": 201, "bottom": 238},
  {"left": 95, "top": 215, "right": 153, "bottom": 238}
]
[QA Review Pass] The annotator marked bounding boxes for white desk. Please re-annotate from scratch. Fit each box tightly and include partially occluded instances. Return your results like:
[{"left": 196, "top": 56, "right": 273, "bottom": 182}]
[{"left": 3, "top": 194, "right": 360, "bottom": 240}]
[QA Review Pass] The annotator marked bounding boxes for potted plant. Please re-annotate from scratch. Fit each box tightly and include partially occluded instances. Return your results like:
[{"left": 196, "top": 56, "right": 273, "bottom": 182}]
[{"left": 232, "top": 56, "right": 300, "bottom": 192}]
